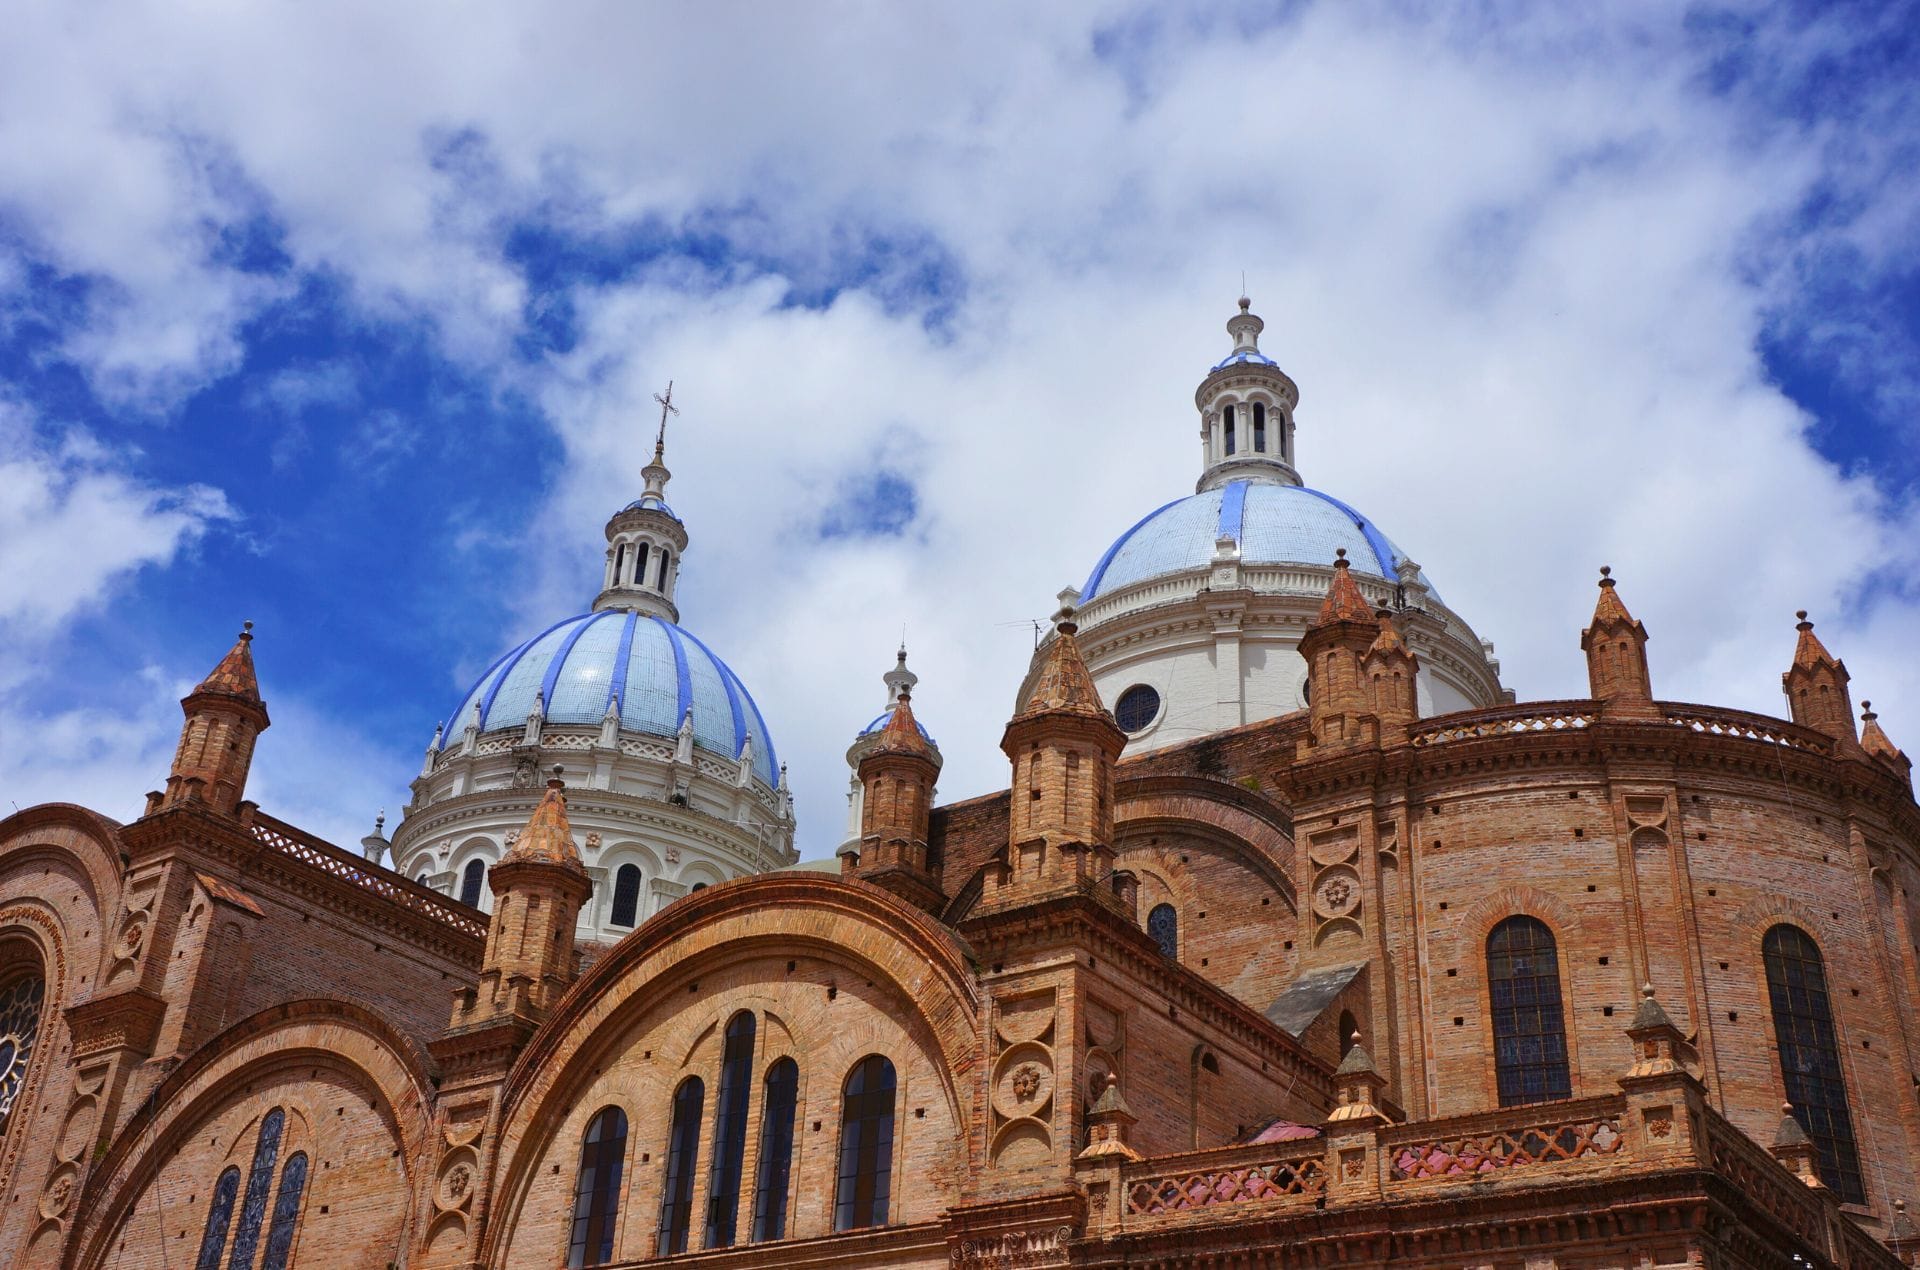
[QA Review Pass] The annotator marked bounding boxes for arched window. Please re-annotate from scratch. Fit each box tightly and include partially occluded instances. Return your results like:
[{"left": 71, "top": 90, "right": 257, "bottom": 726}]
[
  {"left": 657, "top": 549, "right": 672, "bottom": 589},
  {"left": 459, "top": 858, "right": 486, "bottom": 908},
  {"left": 656, "top": 1077, "right": 704, "bottom": 1255},
  {"left": 1338, "top": 1010, "right": 1358, "bottom": 1058},
  {"left": 1148, "top": 903, "right": 1178, "bottom": 960},
  {"left": 704, "top": 1013, "right": 757, "bottom": 1247},
  {"left": 834, "top": 1055, "right": 896, "bottom": 1232},
  {"left": 259, "top": 1152, "right": 308, "bottom": 1270},
  {"left": 752, "top": 1058, "right": 799, "bottom": 1242},
  {"left": 567, "top": 1106, "right": 628, "bottom": 1267},
  {"left": 1223, "top": 404, "right": 1236, "bottom": 455},
  {"left": 632, "top": 543, "right": 650, "bottom": 588},
  {"left": 1487, "top": 916, "right": 1572, "bottom": 1106},
  {"left": 0, "top": 975, "right": 44, "bottom": 1120},
  {"left": 613, "top": 543, "right": 627, "bottom": 587},
  {"left": 1764, "top": 924, "right": 1866, "bottom": 1203},
  {"left": 194, "top": 1166, "right": 241, "bottom": 1270},
  {"left": 690, "top": 882, "right": 707, "bottom": 892},
  {"left": 609, "top": 864, "right": 642, "bottom": 928},
  {"left": 229, "top": 1106, "right": 285, "bottom": 1270},
  {"left": 415, "top": 871, "right": 431, "bottom": 887},
  {"left": 1253, "top": 401, "right": 1267, "bottom": 452}
]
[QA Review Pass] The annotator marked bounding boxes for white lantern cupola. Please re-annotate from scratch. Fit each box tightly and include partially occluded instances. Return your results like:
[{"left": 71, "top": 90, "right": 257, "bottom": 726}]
[
  {"left": 594, "top": 390, "right": 690, "bottom": 621},
  {"left": 1195, "top": 296, "right": 1301, "bottom": 493}
]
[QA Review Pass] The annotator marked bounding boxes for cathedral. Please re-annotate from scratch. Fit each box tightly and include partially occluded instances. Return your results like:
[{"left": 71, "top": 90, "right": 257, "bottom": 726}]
[{"left": 7, "top": 299, "right": 1920, "bottom": 1269}]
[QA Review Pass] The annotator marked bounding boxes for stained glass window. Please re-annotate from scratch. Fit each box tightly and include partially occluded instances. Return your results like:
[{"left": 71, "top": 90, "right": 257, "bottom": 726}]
[
  {"left": 704, "top": 1013, "right": 756, "bottom": 1248},
  {"left": 1148, "top": 904, "right": 1178, "bottom": 960},
  {"left": 610, "top": 865, "right": 642, "bottom": 928},
  {"left": 0, "top": 976, "right": 44, "bottom": 1122},
  {"left": 1765, "top": 924, "right": 1867, "bottom": 1204},
  {"left": 259, "top": 1152, "right": 308, "bottom": 1270},
  {"left": 567, "top": 1107, "right": 627, "bottom": 1267},
  {"left": 834, "top": 1055, "right": 896, "bottom": 1232},
  {"left": 1114, "top": 684, "right": 1160, "bottom": 733},
  {"left": 656, "top": 1077, "right": 703, "bottom": 1255},
  {"left": 459, "top": 859, "right": 486, "bottom": 908},
  {"left": 1487, "top": 916, "right": 1572, "bottom": 1106},
  {"left": 193, "top": 1166, "right": 241, "bottom": 1270},
  {"left": 228, "top": 1106, "right": 285, "bottom": 1270},
  {"left": 751, "top": 1058, "right": 799, "bottom": 1242}
]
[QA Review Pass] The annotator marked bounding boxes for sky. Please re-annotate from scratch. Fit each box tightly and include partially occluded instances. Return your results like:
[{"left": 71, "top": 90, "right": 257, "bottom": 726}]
[{"left": 3, "top": 1, "right": 1920, "bottom": 860}]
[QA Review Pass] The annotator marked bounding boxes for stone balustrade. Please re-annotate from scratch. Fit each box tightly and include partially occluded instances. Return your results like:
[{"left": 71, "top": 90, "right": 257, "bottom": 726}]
[
  {"left": 250, "top": 812, "right": 490, "bottom": 940},
  {"left": 1409, "top": 699, "right": 1598, "bottom": 747}
]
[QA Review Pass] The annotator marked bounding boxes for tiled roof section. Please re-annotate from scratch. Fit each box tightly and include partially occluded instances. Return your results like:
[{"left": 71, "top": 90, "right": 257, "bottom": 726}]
[
  {"left": 1314, "top": 552, "right": 1374, "bottom": 626},
  {"left": 1236, "top": 1117, "right": 1322, "bottom": 1145},
  {"left": 1589, "top": 567, "right": 1635, "bottom": 627},
  {"left": 1791, "top": 612, "right": 1839, "bottom": 670},
  {"left": 196, "top": 625, "right": 263, "bottom": 702},
  {"left": 503, "top": 779, "right": 584, "bottom": 870},
  {"left": 1021, "top": 623, "right": 1109, "bottom": 719},
  {"left": 1861, "top": 703, "right": 1903, "bottom": 762},
  {"left": 869, "top": 692, "right": 938, "bottom": 761},
  {"left": 194, "top": 871, "right": 265, "bottom": 917}
]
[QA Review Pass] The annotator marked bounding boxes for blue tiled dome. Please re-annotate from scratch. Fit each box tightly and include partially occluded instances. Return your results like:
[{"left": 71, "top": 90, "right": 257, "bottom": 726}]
[
  {"left": 1082, "top": 480, "right": 1437, "bottom": 602},
  {"left": 447, "top": 611, "right": 777, "bottom": 786},
  {"left": 858, "top": 704, "right": 934, "bottom": 744}
]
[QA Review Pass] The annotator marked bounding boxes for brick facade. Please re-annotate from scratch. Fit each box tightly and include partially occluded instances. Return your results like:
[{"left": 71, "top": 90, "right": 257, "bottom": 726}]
[{"left": 3, "top": 578, "right": 1920, "bottom": 1268}]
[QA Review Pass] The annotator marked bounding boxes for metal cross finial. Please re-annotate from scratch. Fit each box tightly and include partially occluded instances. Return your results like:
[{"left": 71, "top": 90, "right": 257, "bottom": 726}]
[{"left": 652, "top": 380, "right": 679, "bottom": 456}]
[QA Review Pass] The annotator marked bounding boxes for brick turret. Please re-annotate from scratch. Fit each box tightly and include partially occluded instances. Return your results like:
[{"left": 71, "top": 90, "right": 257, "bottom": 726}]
[
  {"left": 845, "top": 691, "right": 945, "bottom": 912},
  {"left": 1299, "top": 550, "right": 1382, "bottom": 754},
  {"left": 988, "top": 613, "right": 1126, "bottom": 908},
  {"left": 1362, "top": 608, "right": 1418, "bottom": 744},
  {"left": 1782, "top": 612, "right": 1862, "bottom": 755},
  {"left": 158, "top": 622, "right": 270, "bottom": 815},
  {"left": 450, "top": 771, "right": 591, "bottom": 1034},
  {"left": 1860, "top": 701, "right": 1912, "bottom": 786},
  {"left": 1581, "top": 566, "right": 1657, "bottom": 719}
]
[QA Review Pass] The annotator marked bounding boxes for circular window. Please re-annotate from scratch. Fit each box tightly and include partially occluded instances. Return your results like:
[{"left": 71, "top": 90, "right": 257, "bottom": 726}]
[{"left": 1114, "top": 684, "right": 1161, "bottom": 733}]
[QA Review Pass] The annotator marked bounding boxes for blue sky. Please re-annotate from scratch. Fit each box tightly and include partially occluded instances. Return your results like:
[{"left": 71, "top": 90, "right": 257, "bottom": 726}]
[{"left": 3, "top": 2, "right": 1919, "bottom": 856}]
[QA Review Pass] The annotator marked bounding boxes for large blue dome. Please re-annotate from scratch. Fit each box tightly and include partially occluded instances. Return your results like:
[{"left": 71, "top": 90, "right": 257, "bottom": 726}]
[
  {"left": 448, "top": 611, "right": 777, "bottom": 786},
  {"left": 1083, "top": 480, "right": 1437, "bottom": 602}
]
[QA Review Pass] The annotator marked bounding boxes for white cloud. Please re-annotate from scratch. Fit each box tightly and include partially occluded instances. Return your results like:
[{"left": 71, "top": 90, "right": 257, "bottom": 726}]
[{"left": 3, "top": 4, "right": 1919, "bottom": 857}]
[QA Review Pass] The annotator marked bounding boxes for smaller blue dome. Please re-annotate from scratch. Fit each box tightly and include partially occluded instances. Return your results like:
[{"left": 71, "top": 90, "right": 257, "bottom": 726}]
[
  {"left": 858, "top": 704, "right": 934, "bottom": 744},
  {"left": 1211, "top": 347, "right": 1278, "bottom": 371},
  {"left": 623, "top": 495, "right": 678, "bottom": 520},
  {"left": 447, "top": 611, "right": 775, "bottom": 785}
]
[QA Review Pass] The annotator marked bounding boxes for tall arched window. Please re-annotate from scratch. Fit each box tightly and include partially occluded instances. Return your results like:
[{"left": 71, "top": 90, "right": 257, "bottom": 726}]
[
  {"left": 1253, "top": 401, "right": 1267, "bottom": 452},
  {"left": 656, "top": 1077, "right": 704, "bottom": 1255},
  {"left": 752, "top": 1058, "right": 799, "bottom": 1242},
  {"left": 459, "top": 858, "right": 486, "bottom": 908},
  {"left": 194, "top": 1166, "right": 241, "bottom": 1270},
  {"left": 1223, "top": 404, "right": 1237, "bottom": 455},
  {"left": 1338, "top": 1010, "right": 1358, "bottom": 1057},
  {"left": 229, "top": 1106, "right": 285, "bottom": 1270},
  {"left": 704, "top": 1013, "right": 757, "bottom": 1247},
  {"left": 1486, "top": 916, "right": 1572, "bottom": 1106},
  {"left": 834, "top": 1055, "right": 896, "bottom": 1232},
  {"left": 609, "top": 864, "right": 643, "bottom": 928},
  {"left": 1764, "top": 924, "right": 1866, "bottom": 1203},
  {"left": 657, "top": 549, "right": 672, "bottom": 589},
  {"left": 0, "top": 975, "right": 44, "bottom": 1120},
  {"left": 632, "top": 543, "right": 651, "bottom": 588},
  {"left": 259, "top": 1151, "right": 308, "bottom": 1270},
  {"left": 1148, "top": 903, "right": 1178, "bottom": 960},
  {"left": 567, "top": 1106, "right": 628, "bottom": 1267},
  {"left": 612, "top": 543, "right": 627, "bottom": 587}
]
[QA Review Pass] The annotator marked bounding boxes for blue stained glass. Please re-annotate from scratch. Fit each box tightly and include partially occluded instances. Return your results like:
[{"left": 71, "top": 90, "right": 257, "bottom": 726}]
[
  {"left": 228, "top": 1106, "right": 284, "bottom": 1270},
  {"left": 1148, "top": 904, "right": 1178, "bottom": 959},
  {"left": 260, "top": 1152, "right": 308, "bottom": 1270},
  {"left": 194, "top": 1167, "right": 241, "bottom": 1270},
  {"left": 704, "top": 1013, "right": 757, "bottom": 1247}
]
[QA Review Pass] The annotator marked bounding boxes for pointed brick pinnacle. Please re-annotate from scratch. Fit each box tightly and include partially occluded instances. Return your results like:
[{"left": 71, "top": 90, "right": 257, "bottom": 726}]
[
  {"left": 503, "top": 770, "right": 584, "bottom": 869},
  {"left": 1629, "top": 982, "right": 1675, "bottom": 1032},
  {"left": 1315, "top": 549, "right": 1376, "bottom": 626},
  {"left": 1367, "top": 609, "right": 1410, "bottom": 657},
  {"left": 1792, "top": 610, "right": 1838, "bottom": 670},
  {"left": 1590, "top": 565, "right": 1635, "bottom": 626},
  {"left": 1334, "top": 1031, "right": 1379, "bottom": 1078},
  {"left": 195, "top": 621, "right": 263, "bottom": 702},
  {"left": 1861, "top": 701, "right": 1903, "bottom": 761},
  {"left": 1774, "top": 1102, "right": 1811, "bottom": 1148},
  {"left": 1021, "top": 617, "right": 1109, "bottom": 719},
  {"left": 870, "top": 690, "right": 937, "bottom": 760}
]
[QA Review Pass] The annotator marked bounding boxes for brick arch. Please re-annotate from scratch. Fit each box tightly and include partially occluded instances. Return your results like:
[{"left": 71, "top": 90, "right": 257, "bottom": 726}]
[
  {"left": 1112, "top": 776, "right": 1298, "bottom": 913},
  {"left": 67, "top": 998, "right": 434, "bottom": 1270},
  {"left": 1730, "top": 893, "right": 1829, "bottom": 951},
  {"left": 485, "top": 874, "right": 979, "bottom": 1265},
  {"left": 0, "top": 804, "right": 123, "bottom": 972},
  {"left": 0, "top": 900, "right": 72, "bottom": 1209},
  {"left": 1461, "top": 884, "right": 1580, "bottom": 950}
]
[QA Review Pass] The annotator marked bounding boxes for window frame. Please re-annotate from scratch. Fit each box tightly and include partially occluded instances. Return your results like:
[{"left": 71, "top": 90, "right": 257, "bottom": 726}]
[
  {"left": 1763, "top": 923, "right": 1867, "bottom": 1204},
  {"left": 1484, "top": 915, "right": 1573, "bottom": 1108},
  {"left": 833, "top": 1055, "right": 897, "bottom": 1232},
  {"left": 566, "top": 1105, "right": 629, "bottom": 1268}
]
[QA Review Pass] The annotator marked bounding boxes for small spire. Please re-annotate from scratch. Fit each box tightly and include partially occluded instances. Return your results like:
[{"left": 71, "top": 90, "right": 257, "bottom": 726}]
[
  {"left": 1774, "top": 1102, "right": 1810, "bottom": 1148},
  {"left": 882, "top": 639, "right": 919, "bottom": 706},
  {"left": 1630, "top": 981, "right": 1674, "bottom": 1031},
  {"left": 1791, "top": 610, "right": 1838, "bottom": 669},
  {"left": 1861, "top": 700, "right": 1906, "bottom": 762},
  {"left": 871, "top": 689, "right": 937, "bottom": 760},
  {"left": 1314, "top": 549, "right": 1376, "bottom": 626},
  {"left": 503, "top": 768, "right": 583, "bottom": 869},
  {"left": 1591, "top": 565, "right": 1635, "bottom": 625},
  {"left": 195, "top": 621, "right": 264, "bottom": 702},
  {"left": 1367, "top": 608, "right": 1410, "bottom": 656},
  {"left": 1019, "top": 612, "right": 1108, "bottom": 718}
]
